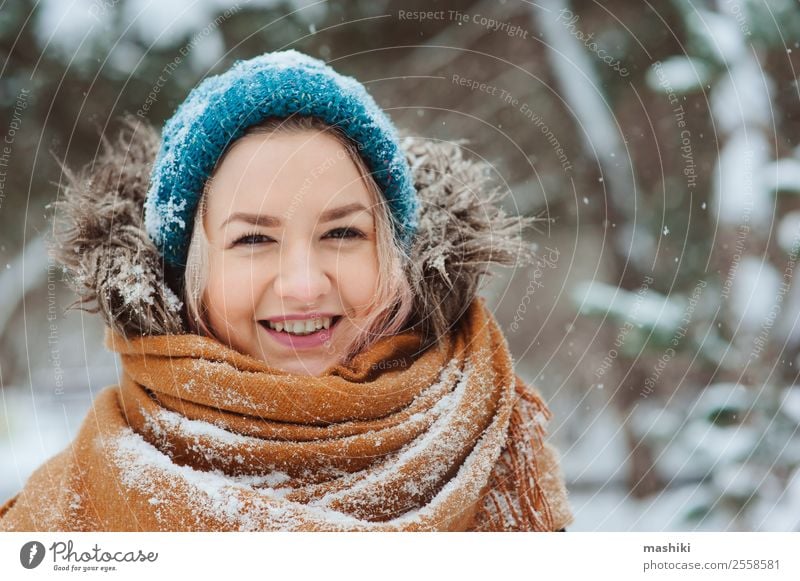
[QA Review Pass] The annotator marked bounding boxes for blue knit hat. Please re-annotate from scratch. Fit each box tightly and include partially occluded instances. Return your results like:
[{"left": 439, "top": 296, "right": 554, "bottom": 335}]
[{"left": 144, "top": 50, "right": 419, "bottom": 267}]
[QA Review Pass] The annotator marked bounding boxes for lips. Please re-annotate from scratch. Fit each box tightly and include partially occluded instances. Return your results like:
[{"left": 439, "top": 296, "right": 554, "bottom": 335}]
[
  {"left": 260, "top": 315, "right": 342, "bottom": 335},
  {"left": 264, "top": 316, "right": 333, "bottom": 334},
  {"left": 258, "top": 316, "right": 342, "bottom": 349}
]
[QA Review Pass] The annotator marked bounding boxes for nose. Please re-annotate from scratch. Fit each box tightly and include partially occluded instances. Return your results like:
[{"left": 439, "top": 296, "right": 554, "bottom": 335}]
[{"left": 274, "top": 241, "right": 331, "bottom": 304}]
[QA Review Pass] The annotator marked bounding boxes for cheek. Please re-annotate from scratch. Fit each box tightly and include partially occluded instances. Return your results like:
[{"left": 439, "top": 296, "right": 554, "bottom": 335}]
[
  {"left": 337, "top": 247, "right": 380, "bottom": 311},
  {"left": 205, "top": 258, "right": 266, "bottom": 321}
]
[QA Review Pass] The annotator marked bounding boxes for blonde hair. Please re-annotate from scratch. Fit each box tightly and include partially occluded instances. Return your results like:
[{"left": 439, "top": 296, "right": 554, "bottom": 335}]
[{"left": 183, "top": 115, "right": 415, "bottom": 363}]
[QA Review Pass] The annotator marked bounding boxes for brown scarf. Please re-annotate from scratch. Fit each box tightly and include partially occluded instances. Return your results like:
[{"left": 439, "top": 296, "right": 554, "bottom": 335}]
[{"left": 0, "top": 298, "right": 572, "bottom": 531}]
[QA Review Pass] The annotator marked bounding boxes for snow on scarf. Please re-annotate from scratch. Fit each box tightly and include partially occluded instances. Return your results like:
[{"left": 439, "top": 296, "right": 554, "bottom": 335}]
[{"left": 0, "top": 298, "right": 572, "bottom": 531}]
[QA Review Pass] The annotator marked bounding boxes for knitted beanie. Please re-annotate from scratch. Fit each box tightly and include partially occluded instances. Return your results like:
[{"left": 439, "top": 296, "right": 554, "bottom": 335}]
[{"left": 144, "top": 50, "right": 419, "bottom": 267}]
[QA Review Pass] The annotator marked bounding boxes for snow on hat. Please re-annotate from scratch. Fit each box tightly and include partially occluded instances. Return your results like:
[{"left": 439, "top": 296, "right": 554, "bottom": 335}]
[{"left": 144, "top": 50, "right": 419, "bottom": 267}]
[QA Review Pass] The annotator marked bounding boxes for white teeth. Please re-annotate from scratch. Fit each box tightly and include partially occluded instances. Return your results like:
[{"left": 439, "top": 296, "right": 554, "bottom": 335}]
[{"left": 266, "top": 317, "right": 333, "bottom": 335}]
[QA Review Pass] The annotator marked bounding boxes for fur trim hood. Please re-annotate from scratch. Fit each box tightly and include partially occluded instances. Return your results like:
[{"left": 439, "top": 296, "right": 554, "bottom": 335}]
[{"left": 54, "top": 117, "right": 539, "bottom": 350}]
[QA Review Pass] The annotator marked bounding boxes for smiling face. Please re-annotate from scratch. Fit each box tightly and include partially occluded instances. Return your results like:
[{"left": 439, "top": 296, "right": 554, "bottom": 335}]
[{"left": 199, "top": 129, "right": 382, "bottom": 376}]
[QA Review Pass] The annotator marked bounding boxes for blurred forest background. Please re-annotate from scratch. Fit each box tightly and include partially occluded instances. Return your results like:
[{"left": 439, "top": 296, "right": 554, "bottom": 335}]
[{"left": 2, "top": 0, "right": 800, "bottom": 530}]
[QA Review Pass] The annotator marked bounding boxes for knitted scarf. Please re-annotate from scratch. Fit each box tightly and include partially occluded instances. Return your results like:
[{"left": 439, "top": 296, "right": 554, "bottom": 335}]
[{"left": 0, "top": 298, "right": 572, "bottom": 531}]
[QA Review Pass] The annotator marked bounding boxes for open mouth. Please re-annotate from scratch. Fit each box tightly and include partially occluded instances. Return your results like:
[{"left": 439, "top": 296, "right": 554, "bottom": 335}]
[{"left": 259, "top": 315, "right": 343, "bottom": 337}]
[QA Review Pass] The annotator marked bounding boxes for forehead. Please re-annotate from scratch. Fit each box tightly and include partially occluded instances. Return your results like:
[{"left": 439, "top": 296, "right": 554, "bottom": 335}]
[{"left": 205, "top": 129, "right": 375, "bottom": 216}]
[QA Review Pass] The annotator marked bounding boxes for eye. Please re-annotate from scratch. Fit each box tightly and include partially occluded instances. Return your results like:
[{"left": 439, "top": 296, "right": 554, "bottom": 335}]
[
  {"left": 233, "top": 232, "right": 274, "bottom": 246},
  {"left": 325, "top": 227, "right": 365, "bottom": 240}
]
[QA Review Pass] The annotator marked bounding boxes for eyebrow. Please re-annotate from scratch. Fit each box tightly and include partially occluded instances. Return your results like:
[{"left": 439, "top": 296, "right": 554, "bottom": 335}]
[{"left": 221, "top": 202, "right": 372, "bottom": 229}]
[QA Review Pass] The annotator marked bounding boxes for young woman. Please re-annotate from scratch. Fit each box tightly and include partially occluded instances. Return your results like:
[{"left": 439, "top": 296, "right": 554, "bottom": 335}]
[{"left": 0, "top": 51, "right": 572, "bottom": 531}]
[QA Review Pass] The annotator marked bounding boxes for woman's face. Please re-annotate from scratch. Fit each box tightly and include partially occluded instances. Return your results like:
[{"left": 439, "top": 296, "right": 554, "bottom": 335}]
[{"left": 202, "top": 129, "right": 380, "bottom": 376}]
